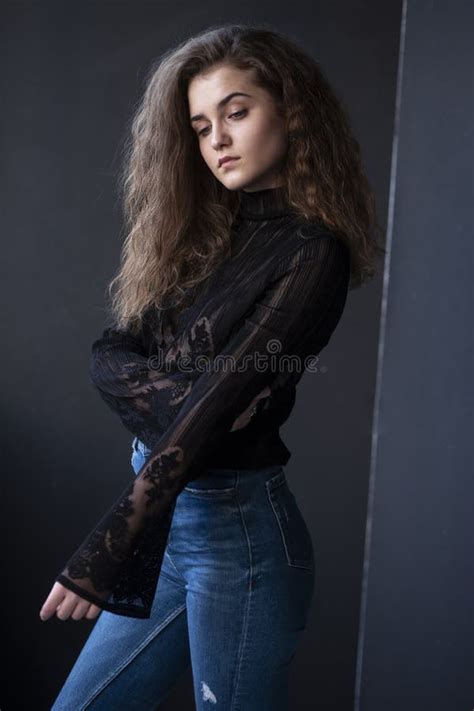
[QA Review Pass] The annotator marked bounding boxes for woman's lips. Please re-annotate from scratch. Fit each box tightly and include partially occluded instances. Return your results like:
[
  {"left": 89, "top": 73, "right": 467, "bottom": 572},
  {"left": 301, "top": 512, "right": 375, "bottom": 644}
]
[{"left": 219, "top": 157, "right": 240, "bottom": 168}]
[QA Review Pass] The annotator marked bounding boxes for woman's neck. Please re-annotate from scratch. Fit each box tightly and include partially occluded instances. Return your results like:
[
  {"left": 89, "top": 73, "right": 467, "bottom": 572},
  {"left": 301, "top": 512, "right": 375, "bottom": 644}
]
[{"left": 236, "top": 185, "right": 294, "bottom": 220}]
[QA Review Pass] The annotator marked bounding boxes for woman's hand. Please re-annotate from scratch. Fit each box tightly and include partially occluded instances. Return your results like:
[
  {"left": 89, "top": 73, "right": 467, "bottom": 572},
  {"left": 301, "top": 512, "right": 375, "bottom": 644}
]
[{"left": 40, "top": 581, "right": 102, "bottom": 622}]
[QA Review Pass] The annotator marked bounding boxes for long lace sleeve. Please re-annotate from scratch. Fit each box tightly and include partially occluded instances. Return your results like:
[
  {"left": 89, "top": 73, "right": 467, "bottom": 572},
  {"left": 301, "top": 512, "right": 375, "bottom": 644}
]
[
  {"left": 87, "top": 323, "right": 194, "bottom": 449},
  {"left": 55, "top": 233, "right": 350, "bottom": 618}
]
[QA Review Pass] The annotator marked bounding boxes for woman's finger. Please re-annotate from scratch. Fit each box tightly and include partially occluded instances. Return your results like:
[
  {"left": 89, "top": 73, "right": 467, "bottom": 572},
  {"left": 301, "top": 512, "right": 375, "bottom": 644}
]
[
  {"left": 40, "top": 582, "right": 67, "bottom": 621},
  {"left": 85, "top": 604, "right": 103, "bottom": 620},
  {"left": 71, "top": 598, "right": 92, "bottom": 621},
  {"left": 56, "top": 592, "right": 79, "bottom": 621}
]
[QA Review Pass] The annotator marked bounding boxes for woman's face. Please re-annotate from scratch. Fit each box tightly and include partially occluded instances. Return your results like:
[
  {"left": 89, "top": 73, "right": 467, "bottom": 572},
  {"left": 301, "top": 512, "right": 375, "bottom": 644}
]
[{"left": 188, "top": 64, "right": 288, "bottom": 192}]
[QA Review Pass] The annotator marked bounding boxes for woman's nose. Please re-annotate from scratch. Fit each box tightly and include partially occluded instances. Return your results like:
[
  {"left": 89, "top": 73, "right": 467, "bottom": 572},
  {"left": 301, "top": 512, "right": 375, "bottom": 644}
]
[{"left": 211, "top": 128, "right": 230, "bottom": 149}]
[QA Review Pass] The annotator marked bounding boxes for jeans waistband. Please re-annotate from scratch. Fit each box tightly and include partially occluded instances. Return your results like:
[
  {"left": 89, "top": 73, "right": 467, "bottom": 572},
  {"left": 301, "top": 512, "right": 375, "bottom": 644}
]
[{"left": 132, "top": 437, "right": 284, "bottom": 490}]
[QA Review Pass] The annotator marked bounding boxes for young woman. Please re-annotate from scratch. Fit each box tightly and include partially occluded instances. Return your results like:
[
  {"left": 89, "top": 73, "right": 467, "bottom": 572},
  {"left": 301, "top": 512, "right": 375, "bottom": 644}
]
[{"left": 43, "top": 23, "right": 383, "bottom": 710}]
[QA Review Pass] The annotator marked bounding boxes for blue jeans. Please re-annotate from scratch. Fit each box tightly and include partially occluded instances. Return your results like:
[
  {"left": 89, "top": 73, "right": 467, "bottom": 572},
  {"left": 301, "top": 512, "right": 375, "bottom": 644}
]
[{"left": 51, "top": 437, "right": 316, "bottom": 710}]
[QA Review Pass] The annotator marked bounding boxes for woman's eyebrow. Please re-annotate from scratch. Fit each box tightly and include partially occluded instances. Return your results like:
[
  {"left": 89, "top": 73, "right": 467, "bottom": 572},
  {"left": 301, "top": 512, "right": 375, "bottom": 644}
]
[{"left": 190, "top": 92, "right": 252, "bottom": 123}]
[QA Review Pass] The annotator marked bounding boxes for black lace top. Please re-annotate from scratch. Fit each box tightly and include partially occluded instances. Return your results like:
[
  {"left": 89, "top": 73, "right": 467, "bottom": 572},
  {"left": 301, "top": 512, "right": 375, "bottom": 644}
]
[{"left": 55, "top": 186, "right": 351, "bottom": 618}]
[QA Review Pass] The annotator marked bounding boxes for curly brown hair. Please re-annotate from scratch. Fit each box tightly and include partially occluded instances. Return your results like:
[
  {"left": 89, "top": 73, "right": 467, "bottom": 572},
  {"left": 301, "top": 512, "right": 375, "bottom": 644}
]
[{"left": 107, "top": 22, "right": 385, "bottom": 333}]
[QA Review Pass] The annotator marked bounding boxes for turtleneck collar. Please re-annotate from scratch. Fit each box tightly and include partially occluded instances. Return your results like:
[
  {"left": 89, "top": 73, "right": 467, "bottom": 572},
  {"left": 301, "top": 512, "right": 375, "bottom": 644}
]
[{"left": 236, "top": 185, "right": 294, "bottom": 220}]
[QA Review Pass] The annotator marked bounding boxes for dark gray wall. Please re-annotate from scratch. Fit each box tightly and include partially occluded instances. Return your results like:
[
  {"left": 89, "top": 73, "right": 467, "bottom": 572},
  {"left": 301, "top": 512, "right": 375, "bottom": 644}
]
[
  {"left": 355, "top": 1, "right": 473, "bottom": 710},
  {"left": 1, "top": 1, "right": 399, "bottom": 708}
]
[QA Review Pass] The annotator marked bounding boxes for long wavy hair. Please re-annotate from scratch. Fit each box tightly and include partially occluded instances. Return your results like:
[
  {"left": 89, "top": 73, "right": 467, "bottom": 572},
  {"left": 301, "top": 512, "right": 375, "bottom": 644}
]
[{"left": 107, "top": 23, "right": 385, "bottom": 334}]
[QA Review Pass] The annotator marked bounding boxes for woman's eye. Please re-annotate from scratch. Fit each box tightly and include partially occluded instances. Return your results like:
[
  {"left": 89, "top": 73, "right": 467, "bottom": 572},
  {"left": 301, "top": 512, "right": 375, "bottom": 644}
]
[
  {"left": 198, "top": 109, "right": 247, "bottom": 137},
  {"left": 230, "top": 109, "right": 246, "bottom": 119}
]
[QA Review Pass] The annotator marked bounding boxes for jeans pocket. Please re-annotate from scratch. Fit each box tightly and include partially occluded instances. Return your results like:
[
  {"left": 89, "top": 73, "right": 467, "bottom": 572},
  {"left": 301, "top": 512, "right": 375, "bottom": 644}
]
[{"left": 265, "top": 470, "right": 314, "bottom": 572}]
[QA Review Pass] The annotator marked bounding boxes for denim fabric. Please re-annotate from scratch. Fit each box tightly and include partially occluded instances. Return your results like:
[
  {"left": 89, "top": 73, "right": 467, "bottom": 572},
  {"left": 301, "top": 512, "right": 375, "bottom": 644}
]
[{"left": 51, "top": 437, "right": 316, "bottom": 710}]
